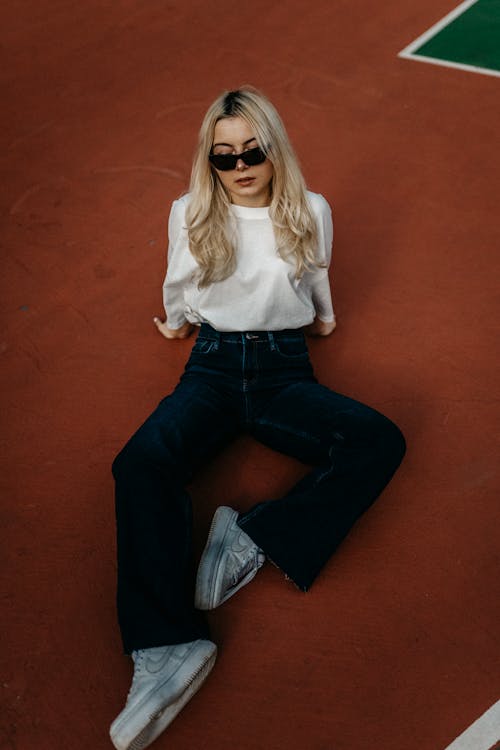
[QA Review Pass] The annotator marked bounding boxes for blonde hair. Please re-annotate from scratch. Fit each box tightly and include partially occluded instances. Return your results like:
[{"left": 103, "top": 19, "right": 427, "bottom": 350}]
[{"left": 186, "top": 86, "right": 321, "bottom": 288}]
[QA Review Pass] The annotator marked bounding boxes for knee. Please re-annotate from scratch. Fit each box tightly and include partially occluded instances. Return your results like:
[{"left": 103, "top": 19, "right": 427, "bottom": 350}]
[
  {"left": 111, "top": 444, "right": 129, "bottom": 480},
  {"left": 111, "top": 431, "right": 177, "bottom": 481},
  {"left": 111, "top": 432, "right": 152, "bottom": 480},
  {"left": 375, "top": 414, "right": 406, "bottom": 471}
]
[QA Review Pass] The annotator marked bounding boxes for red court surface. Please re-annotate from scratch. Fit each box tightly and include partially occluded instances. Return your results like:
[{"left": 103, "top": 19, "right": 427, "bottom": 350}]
[{"left": 1, "top": 2, "right": 499, "bottom": 749}]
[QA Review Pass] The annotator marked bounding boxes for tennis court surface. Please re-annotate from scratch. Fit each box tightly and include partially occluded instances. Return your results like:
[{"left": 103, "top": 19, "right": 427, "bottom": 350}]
[{"left": 1, "top": 1, "right": 499, "bottom": 749}]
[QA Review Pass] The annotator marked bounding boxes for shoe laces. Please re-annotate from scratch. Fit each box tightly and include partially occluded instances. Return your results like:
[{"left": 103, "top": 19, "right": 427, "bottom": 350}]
[{"left": 126, "top": 650, "right": 146, "bottom": 700}]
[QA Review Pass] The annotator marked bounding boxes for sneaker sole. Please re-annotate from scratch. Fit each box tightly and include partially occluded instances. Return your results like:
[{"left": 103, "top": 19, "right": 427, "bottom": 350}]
[
  {"left": 110, "top": 643, "right": 217, "bottom": 750},
  {"left": 195, "top": 507, "right": 259, "bottom": 610}
]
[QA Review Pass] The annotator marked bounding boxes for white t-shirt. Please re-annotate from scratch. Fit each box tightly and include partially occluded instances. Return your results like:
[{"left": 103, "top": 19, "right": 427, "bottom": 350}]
[{"left": 163, "top": 190, "right": 335, "bottom": 332}]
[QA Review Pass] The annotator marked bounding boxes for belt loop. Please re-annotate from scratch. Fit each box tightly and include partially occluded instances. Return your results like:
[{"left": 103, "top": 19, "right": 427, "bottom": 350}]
[
  {"left": 267, "top": 331, "right": 276, "bottom": 351},
  {"left": 213, "top": 330, "right": 221, "bottom": 351}
]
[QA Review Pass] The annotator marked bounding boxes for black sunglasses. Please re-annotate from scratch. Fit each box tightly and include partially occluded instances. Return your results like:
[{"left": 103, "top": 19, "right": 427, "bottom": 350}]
[{"left": 209, "top": 146, "right": 267, "bottom": 172}]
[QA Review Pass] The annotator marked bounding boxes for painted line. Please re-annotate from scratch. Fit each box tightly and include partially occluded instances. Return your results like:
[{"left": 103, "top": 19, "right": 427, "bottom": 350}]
[
  {"left": 398, "top": 52, "right": 500, "bottom": 79},
  {"left": 399, "top": 0, "right": 480, "bottom": 56},
  {"left": 398, "top": 0, "right": 500, "bottom": 78},
  {"left": 442, "top": 699, "right": 500, "bottom": 750}
]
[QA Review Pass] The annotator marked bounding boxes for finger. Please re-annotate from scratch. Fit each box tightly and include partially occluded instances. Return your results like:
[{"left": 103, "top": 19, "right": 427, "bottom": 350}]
[{"left": 153, "top": 317, "right": 172, "bottom": 339}]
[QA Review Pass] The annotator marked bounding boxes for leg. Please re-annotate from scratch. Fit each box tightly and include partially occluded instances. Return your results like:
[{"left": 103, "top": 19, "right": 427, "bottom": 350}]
[
  {"left": 113, "top": 376, "right": 238, "bottom": 653},
  {"left": 239, "top": 381, "right": 406, "bottom": 590}
]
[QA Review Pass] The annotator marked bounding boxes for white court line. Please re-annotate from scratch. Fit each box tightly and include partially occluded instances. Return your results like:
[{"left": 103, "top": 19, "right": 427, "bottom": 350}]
[
  {"left": 399, "top": 54, "right": 500, "bottom": 79},
  {"left": 398, "top": 0, "right": 500, "bottom": 79},
  {"left": 443, "top": 699, "right": 500, "bottom": 750},
  {"left": 399, "top": 0, "right": 480, "bottom": 55}
]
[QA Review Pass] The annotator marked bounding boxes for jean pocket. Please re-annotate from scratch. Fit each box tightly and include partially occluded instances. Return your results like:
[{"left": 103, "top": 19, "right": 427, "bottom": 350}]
[{"left": 274, "top": 337, "right": 309, "bottom": 359}]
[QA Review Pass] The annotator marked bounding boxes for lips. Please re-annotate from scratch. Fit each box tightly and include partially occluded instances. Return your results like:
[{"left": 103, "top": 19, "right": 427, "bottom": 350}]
[{"left": 236, "top": 177, "right": 255, "bottom": 186}]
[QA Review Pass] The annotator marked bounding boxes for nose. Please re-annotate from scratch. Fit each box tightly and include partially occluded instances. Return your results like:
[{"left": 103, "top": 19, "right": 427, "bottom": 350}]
[{"left": 235, "top": 157, "right": 247, "bottom": 171}]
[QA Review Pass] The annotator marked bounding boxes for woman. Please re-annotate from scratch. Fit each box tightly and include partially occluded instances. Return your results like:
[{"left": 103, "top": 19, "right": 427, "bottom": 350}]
[{"left": 110, "top": 87, "right": 405, "bottom": 750}]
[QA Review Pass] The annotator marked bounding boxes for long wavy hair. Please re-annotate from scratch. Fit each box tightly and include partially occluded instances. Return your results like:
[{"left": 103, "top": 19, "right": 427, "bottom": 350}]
[{"left": 186, "top": 86, "right": 321, "bottom": 288}]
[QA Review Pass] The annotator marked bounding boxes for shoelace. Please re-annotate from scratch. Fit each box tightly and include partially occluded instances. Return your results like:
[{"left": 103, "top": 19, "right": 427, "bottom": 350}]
[{"left": 127, "top": 650, "right": 146, "bottom": 699}]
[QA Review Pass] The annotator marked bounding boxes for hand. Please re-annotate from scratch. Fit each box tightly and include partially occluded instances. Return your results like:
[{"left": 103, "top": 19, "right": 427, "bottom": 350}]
[
  {"left": 153, "top": 318, "right": 195, "bottom": 340},
  {"left": 303, "top": 317, "right": 337, "bottom": 337}
]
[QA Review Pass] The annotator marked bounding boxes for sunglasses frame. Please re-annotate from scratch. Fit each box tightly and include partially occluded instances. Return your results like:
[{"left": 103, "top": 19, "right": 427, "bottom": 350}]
[{"left": 208, "top": 146, "right": 268, "bottom": 172}]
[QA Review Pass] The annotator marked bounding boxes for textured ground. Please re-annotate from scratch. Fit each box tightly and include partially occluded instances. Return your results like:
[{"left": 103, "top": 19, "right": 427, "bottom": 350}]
[{"left": 1, "top": 2, "right": 499, "bottom": 749}]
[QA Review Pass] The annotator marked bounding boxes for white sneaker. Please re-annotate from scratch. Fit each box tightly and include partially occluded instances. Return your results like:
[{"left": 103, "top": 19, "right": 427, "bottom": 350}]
[
  {"left": 110, "top": 639, "right": 217, "bottom": 750},
  {"left": 195, "top": 506, "right": 265, "bottom": 610}
]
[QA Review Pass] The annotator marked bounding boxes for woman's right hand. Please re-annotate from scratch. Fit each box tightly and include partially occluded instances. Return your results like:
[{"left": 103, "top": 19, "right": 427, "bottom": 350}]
[{"left": 153, "top": 318, "right": 195, "bottom": 340}]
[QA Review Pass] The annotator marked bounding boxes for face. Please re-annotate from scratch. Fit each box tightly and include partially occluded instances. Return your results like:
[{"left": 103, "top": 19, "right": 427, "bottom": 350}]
[{"left": 211, "top": 116, "right": 274, "bottom": 207}]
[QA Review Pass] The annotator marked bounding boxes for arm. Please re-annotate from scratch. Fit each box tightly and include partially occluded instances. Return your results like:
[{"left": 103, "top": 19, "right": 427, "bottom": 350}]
[
  {"left": 154, "top": 197, "right": 195, "bottom": 340},
  {"left": 306, "top": 193, "right": 336, "bottom": 337}
]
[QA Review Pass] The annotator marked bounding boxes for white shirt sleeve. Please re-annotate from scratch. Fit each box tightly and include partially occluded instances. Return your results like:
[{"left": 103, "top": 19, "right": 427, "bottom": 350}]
[
  {"left": 309, "top": 193, "right": 335, "bottom": 323},
  {"left": 162, "top": 198, "right": 190, "bottom": 329}
]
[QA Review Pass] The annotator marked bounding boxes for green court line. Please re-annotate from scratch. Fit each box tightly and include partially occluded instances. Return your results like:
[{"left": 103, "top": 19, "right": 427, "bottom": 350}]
[{"left": 399, "top": 0, "right": 500, "bottom": 77}]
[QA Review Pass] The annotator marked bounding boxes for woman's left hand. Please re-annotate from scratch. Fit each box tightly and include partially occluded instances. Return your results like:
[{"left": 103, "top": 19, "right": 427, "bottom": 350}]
[{"left": 304, "top": 317, "right": 337, "bottom": 337}]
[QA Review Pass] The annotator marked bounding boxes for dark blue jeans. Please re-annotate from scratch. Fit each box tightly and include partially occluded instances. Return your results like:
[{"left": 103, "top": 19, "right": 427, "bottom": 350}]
[{"left": 113, "top": 324, "right": 406, "bottom": 653}]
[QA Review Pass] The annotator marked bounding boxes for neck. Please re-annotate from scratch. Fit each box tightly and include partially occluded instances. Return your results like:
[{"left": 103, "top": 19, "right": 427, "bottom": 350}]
[{"left": 230, "top": 188, "right": 271, "bottom": 208}]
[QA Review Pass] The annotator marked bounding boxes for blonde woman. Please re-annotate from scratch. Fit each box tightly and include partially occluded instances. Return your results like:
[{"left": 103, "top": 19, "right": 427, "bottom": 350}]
[{"left": 110, "top": 87, "right": 405, "bottom": 750}]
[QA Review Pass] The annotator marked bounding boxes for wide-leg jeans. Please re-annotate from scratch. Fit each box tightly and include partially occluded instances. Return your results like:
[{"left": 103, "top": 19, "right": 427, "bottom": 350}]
[{"left": 112, "top": 324, "right": 406, "bottom": 653}]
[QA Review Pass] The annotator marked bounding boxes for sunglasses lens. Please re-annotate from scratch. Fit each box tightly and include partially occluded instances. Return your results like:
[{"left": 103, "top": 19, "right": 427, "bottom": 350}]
[
  {"left": 242, "top": 147, "right": 267, "bottom": 166},
  {"left": 209, "top": 147, "right": 267, "bottom": 171},
  {"left": 209, "top": 153, "right": 237, "bottom": 171}
]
